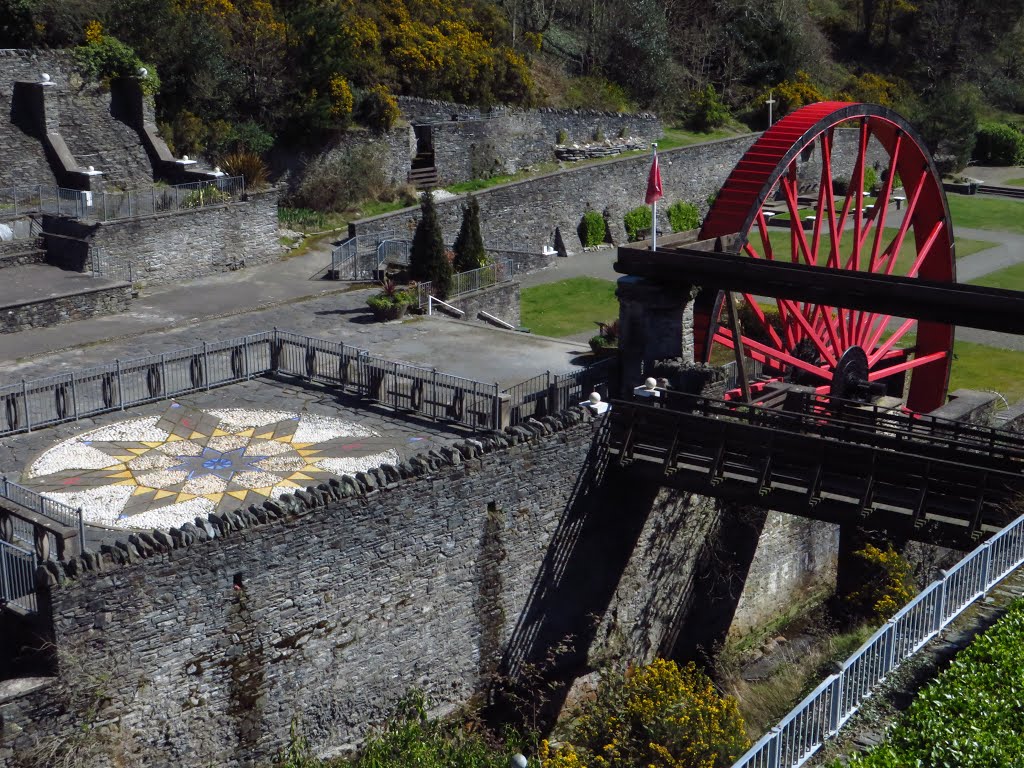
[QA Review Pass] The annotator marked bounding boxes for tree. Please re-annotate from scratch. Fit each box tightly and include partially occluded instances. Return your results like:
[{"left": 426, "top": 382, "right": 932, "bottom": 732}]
[
  {"left": 452, "top": 196, "right": 486, "bottom": 272},
  {"left": 410, "top": 193, "right": 453, "bottom": 298}
]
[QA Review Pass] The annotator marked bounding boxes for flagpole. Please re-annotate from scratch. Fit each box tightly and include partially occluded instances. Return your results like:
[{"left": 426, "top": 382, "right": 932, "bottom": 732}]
[{"left": 651, "top": 143, "right": 658, "bottom": 251}]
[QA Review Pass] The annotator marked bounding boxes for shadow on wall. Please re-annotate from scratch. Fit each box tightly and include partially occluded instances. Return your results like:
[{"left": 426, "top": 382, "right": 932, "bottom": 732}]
[{"left": 485, "top": 427, "right": 772, "bottom": 732}]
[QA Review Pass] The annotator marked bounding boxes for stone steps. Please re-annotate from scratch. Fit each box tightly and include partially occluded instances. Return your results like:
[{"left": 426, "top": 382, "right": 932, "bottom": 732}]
[{"left": 0, "top": 236, "right": 46, "bottom": 270}]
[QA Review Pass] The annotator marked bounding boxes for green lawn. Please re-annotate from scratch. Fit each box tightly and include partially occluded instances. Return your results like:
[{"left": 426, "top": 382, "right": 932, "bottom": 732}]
[
  {"left": 761, "top": 229, "right": 994, "bottom": 274},
  {"left": 946, "top": 194, "right": 1024, "bottom": 234},
  {"left": 520, "top": 276, "right": 618, "bottom": 337},
  {"left": 968, "top": 261, "right": 1024, "bottom": 290},
  {"left": 949, "top": 340, "right": 1024, "bottom": 403},
  {"left": 1003, "top": 177, "right": 1024, "bottom": 187}
]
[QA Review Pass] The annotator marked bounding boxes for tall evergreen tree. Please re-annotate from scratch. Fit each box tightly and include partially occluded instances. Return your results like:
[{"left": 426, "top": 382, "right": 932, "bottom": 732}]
[
  {"left": 452, "top": 195, "right": 487, "bottom": 272},
  {"left": 410, "top": 192, "right": 453, "bottom": 298}
]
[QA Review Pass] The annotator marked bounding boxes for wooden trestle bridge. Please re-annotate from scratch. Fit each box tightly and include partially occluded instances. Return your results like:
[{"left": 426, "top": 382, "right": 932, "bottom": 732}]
[{"left": 604, "top": 389, "right": 1024, "bottom": 550}]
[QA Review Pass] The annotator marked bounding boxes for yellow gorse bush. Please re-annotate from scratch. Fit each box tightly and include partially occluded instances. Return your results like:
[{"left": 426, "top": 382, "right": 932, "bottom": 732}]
[{"left": 547, "top": 659, "right": 749, "bottom": 768}]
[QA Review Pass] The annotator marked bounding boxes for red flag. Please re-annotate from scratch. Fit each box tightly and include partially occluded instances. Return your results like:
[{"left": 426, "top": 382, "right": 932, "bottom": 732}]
[{"left": 645, "top": 152, "right": 663, "bottom": 204}]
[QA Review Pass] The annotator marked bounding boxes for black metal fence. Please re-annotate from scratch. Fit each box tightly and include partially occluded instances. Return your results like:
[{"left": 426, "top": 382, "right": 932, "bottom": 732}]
[{"left": 502, "top": 358, "right": 614, "bottom": 423}]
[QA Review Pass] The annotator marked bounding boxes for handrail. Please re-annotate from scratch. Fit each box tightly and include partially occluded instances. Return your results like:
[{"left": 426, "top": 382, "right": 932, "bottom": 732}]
[
  {"left": 730, "top": 509, "right": 1024, "bottom": 768},
  {"left": 0, "top": 538, "right": 38, "bottom": 614},
  {"left": 1, "top": 475, "right": 85, "bottom": 543},
  {"left": 478, "top": 311, "right": 515, "bottom": 329},
  {"left": 427, "top": 296, "right": 464, "bottom": 316}
]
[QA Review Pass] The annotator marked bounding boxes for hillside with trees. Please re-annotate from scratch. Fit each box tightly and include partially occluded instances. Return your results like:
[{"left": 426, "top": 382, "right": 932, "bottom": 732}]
[{"left": 2, "top": 0, "right": 1023, "bottom": 169}]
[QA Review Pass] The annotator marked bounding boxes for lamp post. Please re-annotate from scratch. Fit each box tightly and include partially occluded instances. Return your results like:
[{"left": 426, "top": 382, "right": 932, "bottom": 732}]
[{"left": 765, "top": 90, "right": 776, "bottom": 128}]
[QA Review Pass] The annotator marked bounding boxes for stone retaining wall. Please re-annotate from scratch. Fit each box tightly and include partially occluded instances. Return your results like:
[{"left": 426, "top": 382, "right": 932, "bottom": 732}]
[
  {"left": 43, "top": 191, "right": 282, "bottom": 286},
  {"left": 1, "top": 404, "right": 842, "bottom": 767},
  {"left": 0, "top": 281, "right": 132, "bottom": 333},
  {"left": 440, "top": 281, "right": 521, "bottom": 327}
]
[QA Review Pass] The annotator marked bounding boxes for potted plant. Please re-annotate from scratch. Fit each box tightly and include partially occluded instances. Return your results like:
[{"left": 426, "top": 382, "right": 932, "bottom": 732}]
[
  {"left": 367, "top": 278, "right": 415, "bottom": 321},
  {"left": 589, "top": 319, "right": 620, "bottom": 356}
]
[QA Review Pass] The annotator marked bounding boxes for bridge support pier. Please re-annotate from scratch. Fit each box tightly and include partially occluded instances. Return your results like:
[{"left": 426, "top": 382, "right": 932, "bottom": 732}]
[{"left": 615, "top": 276, "right": 696, "bottom": 397}]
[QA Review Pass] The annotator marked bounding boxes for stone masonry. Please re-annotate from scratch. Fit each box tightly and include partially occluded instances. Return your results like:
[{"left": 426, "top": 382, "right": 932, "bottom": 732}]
[{"left": 0, "top": 404, "right": 841, "bottom": 767}]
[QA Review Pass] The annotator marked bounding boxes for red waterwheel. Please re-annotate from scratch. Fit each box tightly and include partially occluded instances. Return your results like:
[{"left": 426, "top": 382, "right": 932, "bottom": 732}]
[{"left": 693, "top": 102, "right": 955, "bottom": 413}]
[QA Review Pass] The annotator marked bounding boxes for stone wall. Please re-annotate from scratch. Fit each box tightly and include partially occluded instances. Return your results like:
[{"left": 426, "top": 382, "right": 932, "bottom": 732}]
[
  {"left": 489, "top": 247, "right": 556, "bottom": 276},
  {"left": 729, "top": 510, "right": 840, "bottom": 638},
  {"left": 0, "top": 49, "right": 154, "bottom": 189},
  {"left": 44, "top": 191, "right": 282, "bottom": 285},
  {"left": 1, "top": 403, "right": 842, "bottom": 767},
  {"left": 0, "top": 282, "right": 132, "bottom": 333},
  {"left": 352, "top": 134, "right": 758, "bottom": 251},
  {"left": 442, "top": 281, "right": 521, "bottom": 327}
]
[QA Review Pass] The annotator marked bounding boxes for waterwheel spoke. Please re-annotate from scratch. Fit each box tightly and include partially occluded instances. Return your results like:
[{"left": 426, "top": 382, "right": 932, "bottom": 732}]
[
  {"left": 867, "top": 318, "right": 916, "bottom": 368},
  {"left": 868, "top": 349, "right": 948, "bottom": 381},
  {"left": 717, "top": 327, "right": 834, "bottom": 380}
]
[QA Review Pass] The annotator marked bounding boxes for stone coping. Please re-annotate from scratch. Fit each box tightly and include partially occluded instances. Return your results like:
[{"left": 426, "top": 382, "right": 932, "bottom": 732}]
[
  {"left": 35, "top": 406, "right": 600, "bottom": 587},
  {"left": 0, "top": 279, "right": 129, "bottom": 310}
]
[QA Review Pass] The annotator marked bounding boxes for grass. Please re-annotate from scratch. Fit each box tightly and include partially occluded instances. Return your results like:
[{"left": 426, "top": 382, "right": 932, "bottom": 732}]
[
  {"left": 1003, "top": 178, "right": 1024, "bottom": 187},
  {"left": 946, "top": 194, "right": 1024, "bottom": 234},
  {"left": 949, "top": 339, "right": 1024, "bottom": 403},
  {"left": 761, "top": 228, "right": 995, "bottom": 274},
  {"left": 968, "top": 262, "right": 1024, "bottom": 290},
  {"left": 520, "top": 276, "right": 618, "bottom": 337},
  {"left": 721, "top": 613, "right": 877, "bottom": 739}
]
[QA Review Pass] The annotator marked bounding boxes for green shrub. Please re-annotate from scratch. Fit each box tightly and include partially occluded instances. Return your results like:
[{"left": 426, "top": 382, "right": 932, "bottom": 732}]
[
  {"left": 737, "top": 300, "right": 783, "bottom": 346},
  {"left": 862, "top": 166, "right": 878, "bottom": 193},
  {"left": 453, "top": 195, "right": 487, "bottom": 272},
  {"left": 556, "top": 128, "right": 568, "bottom": 144},
  {"left": 975, "top": 122, "right": 1024, "bottom": 165},
  {"left": 73, "top": 33, "right": 160, "bottom": 95},
  {"left": 411, "top": 193, "right": 452, "bottom": 298},
  {"left": 356, "top": 84, "right": 401, "bottom": 132},
  {"left": 685, "top": 84, "right": 730, "bottom": 132},
  {"left": 564, "top": 76, "right": 636, "bottom": 112},
  {"left": 843, "top": 543, "right": 916, "bottom": 621},
  {"left": 221, "top": 151, "right": 268, "bottom": 190},
  {"left": 623, "top": 205, "right": 653, "bottom": 242},
  {"left": 181, "top": 185, "right": 232, "bottom": 208},
  {"left": 843, "top": 599, "right": 1024, "bottom": 767},
  {"left": 578, "top": 210, "right": 606, "bottom": 247},
  {"left": 278, "top": 207, "right": 326, "bottom": 231},
  {"left": 667, "top": 200, "right": 700, "bottom": 232}
]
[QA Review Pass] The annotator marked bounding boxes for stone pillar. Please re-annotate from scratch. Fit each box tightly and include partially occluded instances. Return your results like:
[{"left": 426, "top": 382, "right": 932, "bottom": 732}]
[{"left": 615, "top": 276, "right": 696, "bottom": 397}]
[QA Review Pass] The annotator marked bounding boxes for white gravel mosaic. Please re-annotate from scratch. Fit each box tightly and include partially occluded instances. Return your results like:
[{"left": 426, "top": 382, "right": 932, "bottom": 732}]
[{"left": 24, "top": 404, "right": 407, "bottom": 531}]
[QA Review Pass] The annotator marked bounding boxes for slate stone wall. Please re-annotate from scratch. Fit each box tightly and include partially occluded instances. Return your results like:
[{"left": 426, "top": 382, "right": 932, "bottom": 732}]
[
  {"left": 0, "top": 49, "right": 154, "bottom": 189},
  {"left": 441, "top": 281, "right": 521, "bottom": 327},
  {"left": 43, "top": 191, "right": 282, "bottom": 285},
  {"left": 1, "top": 402, "right": 843, "bottom": 767},
  {"left": 0, "top": 282, "right": 132, "bottom": 333},
  {"left": 351, "top": 134, "right": 759, "bottom": 251}
]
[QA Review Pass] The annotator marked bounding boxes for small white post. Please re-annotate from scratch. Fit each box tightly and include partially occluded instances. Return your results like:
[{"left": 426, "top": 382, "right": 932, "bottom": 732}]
[{"left": 766, "top": 90, "right": 776, "bottom": 128}]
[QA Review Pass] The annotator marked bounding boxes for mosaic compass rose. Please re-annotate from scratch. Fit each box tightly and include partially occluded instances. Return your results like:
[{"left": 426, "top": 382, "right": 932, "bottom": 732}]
[{"left": 23, "top": 404, "right": 402, "bottom": 530}]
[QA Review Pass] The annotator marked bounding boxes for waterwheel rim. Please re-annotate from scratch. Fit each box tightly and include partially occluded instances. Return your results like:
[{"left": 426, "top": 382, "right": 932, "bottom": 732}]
[{"left": 694, "top": 102, "right": 955, "bottom": 413}]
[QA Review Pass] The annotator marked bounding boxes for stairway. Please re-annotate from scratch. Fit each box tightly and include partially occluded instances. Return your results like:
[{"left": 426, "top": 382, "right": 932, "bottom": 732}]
[
  {"left": 0, "top": 234, "right": 45, "bottom": 270},
  {"left": 408, "top": 160, "right": 438, "bottom": 189}
]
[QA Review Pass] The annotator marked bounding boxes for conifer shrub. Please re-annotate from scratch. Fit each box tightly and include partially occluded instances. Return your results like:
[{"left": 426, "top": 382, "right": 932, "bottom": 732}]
[
  {"left": 411, "top": 193, "right": 453, "bottom": 298},
  {"left": 453, "top": 195, "right": 487, "bottom": 272}
]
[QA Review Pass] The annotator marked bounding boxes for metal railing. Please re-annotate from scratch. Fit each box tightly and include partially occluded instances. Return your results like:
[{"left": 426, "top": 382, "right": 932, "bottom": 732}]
[
  {"left": 0, "top": 539, "right": 37, "bottom": 614},
  {"left": 732, "top": 510, "right": 1024, "bottom": 768},
  {"left": 0, "top": 177, "right": 245, "bottom": 223},
  {"left": 0, "top": 329, "right": 509, "bottom": 437},
  {"left": 502, "top": 358, "right": 614, "bottom": 423},
  {"left": 90, "top": 247, "right": 134, "bottom": 284},
  {"left": 1, "top": 475, "right": 86, "bottom": 544},
  {"left": 330, "top": 232, "right": 409, "bottom": 281},
  {"left": 417, "top": 258, "right": 514, "bottom": 307}
]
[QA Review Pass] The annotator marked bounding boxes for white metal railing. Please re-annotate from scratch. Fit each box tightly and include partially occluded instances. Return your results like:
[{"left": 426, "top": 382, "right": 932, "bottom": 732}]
[
  {"left": 732, "top": 511, "right": 1024, "bottom": 768},
  {"left": 427, "top": 296, "right": 465, "bottom": 317},
  {"left": 478, "top": 311, "right": 515, "bottom": 329}
]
